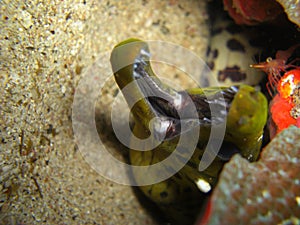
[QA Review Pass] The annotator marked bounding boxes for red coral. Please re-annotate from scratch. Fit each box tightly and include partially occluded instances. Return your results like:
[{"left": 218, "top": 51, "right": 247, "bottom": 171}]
[
  {"left": 269, "top": 69, "right": 300, "bottom": 138},
  {"left": 223, "top": 0, "right": 283, "bottom": 25},
  {"left": 270, "top": 94, "right": 296, "bottom": 135},
  {"left": 277, "top": 69, "right": 300, "bottom": 99}
]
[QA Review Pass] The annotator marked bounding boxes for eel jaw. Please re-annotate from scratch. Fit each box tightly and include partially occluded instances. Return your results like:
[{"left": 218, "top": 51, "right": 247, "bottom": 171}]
[{"left": 131, "top": 44, "right": 203, "bottom": 141}]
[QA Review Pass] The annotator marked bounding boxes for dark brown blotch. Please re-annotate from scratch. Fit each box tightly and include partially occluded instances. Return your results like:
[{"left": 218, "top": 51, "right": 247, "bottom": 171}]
[
  {"left": 207, "top": 61, "right": 215, "bottom": 70},
  {"left": 160, "top": 191, "right": 168, "bottom": 198},
  {"left": 211, "top": 27, "right": 223, "bottom": 36},
  {"left": 218, "top": 65, "right": 247, "bottom": 82},
  {"left": 227, "top": 38, "right": 245, "bottom": 52},
  {"left": 212, "top": 49, "right": 219, "bottom": 58},
  {"left": 206, "top": 46, "right": 211, "bottom": 57}
]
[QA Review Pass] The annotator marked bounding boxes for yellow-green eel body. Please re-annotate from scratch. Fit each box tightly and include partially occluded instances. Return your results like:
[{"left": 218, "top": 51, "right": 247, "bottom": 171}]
[{"left": 110, "top": 38, "right": 268, "bottom": 225}]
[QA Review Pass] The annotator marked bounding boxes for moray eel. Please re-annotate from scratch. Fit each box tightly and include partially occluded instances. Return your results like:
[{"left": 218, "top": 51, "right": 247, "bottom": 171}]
[{"left": 110, "top": 38, "right": 268, "bottom": 225}]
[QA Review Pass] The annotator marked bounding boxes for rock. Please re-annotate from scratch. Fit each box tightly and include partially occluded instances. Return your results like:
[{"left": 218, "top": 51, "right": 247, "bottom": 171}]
[{"left": 206, "top": 126, "right": 300, "bottom": 224}]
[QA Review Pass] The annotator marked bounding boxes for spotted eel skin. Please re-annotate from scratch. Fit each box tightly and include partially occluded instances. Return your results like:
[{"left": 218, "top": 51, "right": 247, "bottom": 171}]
[{"left": 206, "top": 10, "right": 265, "bottom": 87}]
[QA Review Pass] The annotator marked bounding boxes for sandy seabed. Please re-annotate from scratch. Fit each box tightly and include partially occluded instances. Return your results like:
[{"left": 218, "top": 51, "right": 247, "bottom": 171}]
[{"left": 0, "top": 0, "right": 209, "bottom": 224}]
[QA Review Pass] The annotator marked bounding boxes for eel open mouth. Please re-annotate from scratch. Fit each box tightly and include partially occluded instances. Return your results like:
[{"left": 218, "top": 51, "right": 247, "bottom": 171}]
[{"left": 127, "top": 41, "right": 239, "bottom": 141}]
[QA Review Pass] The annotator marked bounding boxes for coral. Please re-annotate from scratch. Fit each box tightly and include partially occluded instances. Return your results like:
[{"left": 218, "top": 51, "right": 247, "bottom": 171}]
[
  {"left": 268, "top": 69, "right": 300, "bottom": 138},
  {"left": 223, "top": 0, "right": 300, "bottom": 27},
  {"left": 206, "top": 126, "right": 300, "bottom": 224},
  {"left": 223, "top": 0, "right": 283, "bottom": 25},
  {"left": 276, "top": 0, "right": 300, "bottom": 26}
]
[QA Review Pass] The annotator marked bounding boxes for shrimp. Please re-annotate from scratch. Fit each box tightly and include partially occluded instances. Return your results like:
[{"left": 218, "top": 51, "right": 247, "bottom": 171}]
[{"left": 250, "top": 44, "right": 300, "bottom": 96}]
